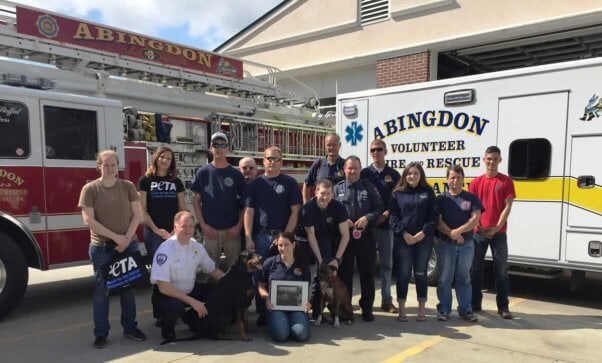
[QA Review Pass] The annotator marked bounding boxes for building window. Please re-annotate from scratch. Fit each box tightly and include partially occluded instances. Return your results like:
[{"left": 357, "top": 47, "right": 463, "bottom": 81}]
[
  {"left": 0, "top": 100, "right": 30, "bottom": 158},
  {"left": 359, "top": 0, "right": 390, "bottom": 26},
  {"left": 44, "top": 106, "right": 98, "bottom": 160},
  {"left": 508, "top": 138, "right": 551, "bottom": 179}
]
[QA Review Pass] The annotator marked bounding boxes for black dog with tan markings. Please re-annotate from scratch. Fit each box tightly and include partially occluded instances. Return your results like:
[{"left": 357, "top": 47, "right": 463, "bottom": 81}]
[{"left": 161, "top": 250, "right": 262, "bottom": 344}]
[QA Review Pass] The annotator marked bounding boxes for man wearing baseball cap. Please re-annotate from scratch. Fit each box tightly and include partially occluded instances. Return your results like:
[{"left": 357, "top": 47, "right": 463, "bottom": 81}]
[{"left": 191, "top": 131, "right": 246, "bottom": 271}]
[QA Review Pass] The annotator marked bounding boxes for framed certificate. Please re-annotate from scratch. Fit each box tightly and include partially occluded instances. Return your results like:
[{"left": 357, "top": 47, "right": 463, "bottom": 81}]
[{"left": 270, "top": 280, "right": 309, "bottom": 311}]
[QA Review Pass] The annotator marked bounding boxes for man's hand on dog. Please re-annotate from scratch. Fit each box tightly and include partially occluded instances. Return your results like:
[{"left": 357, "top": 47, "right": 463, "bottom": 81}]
[
  {"left": 328, "top": 259, "right": 339, "bottom": 275},
  {"left": 245, "top": 239, "right": 255, "bottom": 251},
  {"left": 190, "top": 299, "right": 208, "bottom": 318}
]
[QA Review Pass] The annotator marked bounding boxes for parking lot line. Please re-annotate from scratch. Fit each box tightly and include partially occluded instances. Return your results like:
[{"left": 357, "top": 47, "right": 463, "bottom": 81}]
[
  {"left": 0, "top": 309, "right": 153, "bottom": 345},
  {"left": 381, "top": 297, "right": 527, "bottom": 363}
]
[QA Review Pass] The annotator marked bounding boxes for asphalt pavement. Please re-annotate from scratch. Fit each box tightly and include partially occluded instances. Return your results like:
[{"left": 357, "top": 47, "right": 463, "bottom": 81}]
[{"left": 0, "top": 266, "right": 600, "bottom": 363}]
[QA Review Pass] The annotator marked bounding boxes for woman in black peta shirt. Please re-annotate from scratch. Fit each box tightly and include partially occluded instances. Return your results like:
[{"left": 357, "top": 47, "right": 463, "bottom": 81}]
[{"left": 138, "top": 146, "right": 187, "bottom": 260}]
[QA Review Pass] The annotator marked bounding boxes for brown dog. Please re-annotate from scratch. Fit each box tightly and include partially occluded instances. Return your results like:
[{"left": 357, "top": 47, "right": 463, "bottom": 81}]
[{"left": 315, "top": 262, "right": 354, "bottom": 328}]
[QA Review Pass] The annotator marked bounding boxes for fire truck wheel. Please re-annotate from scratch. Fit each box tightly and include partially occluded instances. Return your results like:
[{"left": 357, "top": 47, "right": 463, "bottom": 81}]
[{"left": 0, "top": 231, "right": 28, "bottom": 321}]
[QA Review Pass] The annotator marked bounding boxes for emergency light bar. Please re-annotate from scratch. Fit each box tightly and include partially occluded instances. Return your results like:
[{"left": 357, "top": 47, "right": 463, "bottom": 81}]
[{"left": 1, "top": 73, "right": 56, "bottom": 90}]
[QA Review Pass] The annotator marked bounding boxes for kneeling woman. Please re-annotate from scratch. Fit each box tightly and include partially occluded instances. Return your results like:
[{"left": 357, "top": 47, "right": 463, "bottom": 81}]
[{"left": 258, "top": 232, "right": 312, "bottom": 342}]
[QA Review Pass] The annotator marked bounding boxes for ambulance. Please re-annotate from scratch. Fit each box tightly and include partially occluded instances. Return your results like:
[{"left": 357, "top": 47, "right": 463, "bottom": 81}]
[{"left": 337, "top": 57, "right": 602, "bottom": 286}]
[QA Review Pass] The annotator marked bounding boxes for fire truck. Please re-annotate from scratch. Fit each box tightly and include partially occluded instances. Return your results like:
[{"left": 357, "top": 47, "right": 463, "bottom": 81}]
[{"left": 0, "top": 2, "right": 333, "bottom": 319}]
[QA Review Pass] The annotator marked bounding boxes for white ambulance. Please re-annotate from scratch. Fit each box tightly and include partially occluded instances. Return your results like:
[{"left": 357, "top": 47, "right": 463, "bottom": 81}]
[{"left": 337, "top": 57, "right": 602, "bottom": 286}]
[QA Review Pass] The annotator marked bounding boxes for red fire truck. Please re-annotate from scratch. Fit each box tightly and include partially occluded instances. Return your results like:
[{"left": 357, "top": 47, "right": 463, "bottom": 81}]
[{"left": 0, "top": 3, "right": 333, "bottom": 319}]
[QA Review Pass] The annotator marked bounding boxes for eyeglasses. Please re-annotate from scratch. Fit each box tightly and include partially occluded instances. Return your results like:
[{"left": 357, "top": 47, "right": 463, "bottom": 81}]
[
  {"left": 265, "top": 157, "right": 282, "bottom": 162},
  {"left": 370, "top": 147, "right": 384, "bottom": 153},
  {"left": 241, "top": 166, "right": 255, "bottom": 170},
  {"left": 212, "top": 143, "right": 228, "bottom": 149}
]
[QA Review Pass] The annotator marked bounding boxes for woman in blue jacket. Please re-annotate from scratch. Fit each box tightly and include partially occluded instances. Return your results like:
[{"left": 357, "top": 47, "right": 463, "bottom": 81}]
[{"left": 389, "top": 162, "right": 437, "bottom": 322}]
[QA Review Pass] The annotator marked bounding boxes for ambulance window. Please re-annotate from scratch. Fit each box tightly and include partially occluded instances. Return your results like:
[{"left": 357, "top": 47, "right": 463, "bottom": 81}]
[
  {"left": 508, "top": 138, "right": 551, "bottom": 179},
  {"left": 43, "top": 106, "right": 98, "bottom": 160},
  {"left": 0, "top": 100, "right": 30, "bottom": 158}
]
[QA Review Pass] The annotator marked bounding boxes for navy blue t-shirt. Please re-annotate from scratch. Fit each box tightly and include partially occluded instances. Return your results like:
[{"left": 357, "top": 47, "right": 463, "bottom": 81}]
[
  {"left": 436, "top": 190, "right": 483, "bottom": 241},
  {"left": 190, "top": 163, "right": 245, "bottom": 229},
  {"left": 261, "top": 254, "right": 311, "bottom": 292},
  {"left": 305, "top": 156, "right": 346, "bottom": 186},
  {"left": 301, "top": 197, "right": 349, "bottom": 261},
  {"left": 245, "top": 173, "right": 302, "bottom": 232},
  {"left": 360, "top": 164, "right": 401, "bottom": 228}
]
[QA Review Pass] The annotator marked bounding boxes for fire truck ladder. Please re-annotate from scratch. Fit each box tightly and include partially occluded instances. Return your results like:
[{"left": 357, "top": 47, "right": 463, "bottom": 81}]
[
  {"left": 210, "top": 112, "right": 332, "bottom": 162},
  {"left": 0, "top": 1, "right": 318, "bottom": 108}
]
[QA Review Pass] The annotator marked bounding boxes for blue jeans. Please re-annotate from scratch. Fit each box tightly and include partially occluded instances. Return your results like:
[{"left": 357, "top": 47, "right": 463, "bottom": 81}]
[
  {"left": 373, "top": 228, "right": 394, "bottom": 304},
  {"left": 143, "top": 226, "right": 165, "bottom": 262},
  {"left": 471, "top": 233, "right": 510, "bottom": 310},
  {"left": 267, "top": 310, "right": 310, "bottom": 342},
  {"left": 435, "top": 238, "right": 474, "bottom": 315},
  {"left": 393, "top": 235, "right": 433, "bottom": 302},
  {"left": 89, "top": 241, "right": 140, "bottom": 338},
  {"left": 252, "top": 230, "right": 280, "bottom": 317}
]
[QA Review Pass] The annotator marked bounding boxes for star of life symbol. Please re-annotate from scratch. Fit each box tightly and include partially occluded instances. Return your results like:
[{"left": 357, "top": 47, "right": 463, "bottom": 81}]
[{"left": 345, "top": 121, "right": 363, "bottom": 146}]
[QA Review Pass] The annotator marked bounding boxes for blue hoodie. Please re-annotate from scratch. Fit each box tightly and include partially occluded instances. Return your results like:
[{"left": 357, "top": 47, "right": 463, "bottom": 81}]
[{"left": 389, "top": 185, "right": 437, "bottom": 236}]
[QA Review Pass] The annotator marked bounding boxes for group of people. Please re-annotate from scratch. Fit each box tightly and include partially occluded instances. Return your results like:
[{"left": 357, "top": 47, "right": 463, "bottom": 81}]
[{"left": 78, "top": 131, "right": 515, "bottom": 349}]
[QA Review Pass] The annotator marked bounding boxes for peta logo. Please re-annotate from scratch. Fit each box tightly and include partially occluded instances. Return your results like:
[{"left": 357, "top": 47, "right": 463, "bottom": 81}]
[
  {"left": 150, "top": 181, "right": 177, "bottom": 191},
  {"left": 109, "top": 256, "right": 139, "bottom": 277}
]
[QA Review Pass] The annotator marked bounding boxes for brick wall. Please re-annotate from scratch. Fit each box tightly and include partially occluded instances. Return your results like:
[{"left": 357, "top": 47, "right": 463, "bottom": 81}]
[{"left": 376, "top": 51, "right": 430, "bottom": 88}]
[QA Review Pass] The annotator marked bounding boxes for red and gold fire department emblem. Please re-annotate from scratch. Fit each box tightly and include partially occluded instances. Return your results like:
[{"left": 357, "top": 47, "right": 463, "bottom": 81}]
[{"left": 36, "top": 14, "right": 59, "bottom": 38}]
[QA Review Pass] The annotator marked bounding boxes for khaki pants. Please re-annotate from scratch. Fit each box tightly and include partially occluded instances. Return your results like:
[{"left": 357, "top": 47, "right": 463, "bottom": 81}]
[{"left": 202, "top": 229, "right": 241, "bottom": 271}]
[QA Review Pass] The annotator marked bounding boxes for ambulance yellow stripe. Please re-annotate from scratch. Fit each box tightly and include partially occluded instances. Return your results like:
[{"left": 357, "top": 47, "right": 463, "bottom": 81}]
[
  {"left": 513, "top": 178, "right": 564, "bottom": 202},
  {"left": 565, "top": 177, "right": 602, "bottom": 215},
  {"left": 426, "top": 176, "right": 602, "bottom": 215}
]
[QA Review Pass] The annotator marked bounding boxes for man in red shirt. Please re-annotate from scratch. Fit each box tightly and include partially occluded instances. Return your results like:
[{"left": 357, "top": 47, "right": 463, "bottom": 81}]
[{"left": 468, "top": 146, "right": 516, "bottom": 319}]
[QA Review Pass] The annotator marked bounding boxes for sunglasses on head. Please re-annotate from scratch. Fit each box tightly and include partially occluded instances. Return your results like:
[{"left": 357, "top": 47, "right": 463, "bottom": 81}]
[
  {"left": 370, "top": 147, "right": 384, "bottom": 153},
  {"left": 212, "top": 143, "right": 228, "bottom": 149},
  {"left": 265, "top": 156, "right": 281, "bottom": 162}
]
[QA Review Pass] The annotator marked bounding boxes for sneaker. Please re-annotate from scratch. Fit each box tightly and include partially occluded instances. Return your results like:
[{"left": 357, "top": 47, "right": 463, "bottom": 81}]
[
  {"left": 256, "top": 315, "right": 267, "bottom": 327},
  {"left": 362, "top": 311, "right": 375, "bottom": 322},
  {"left": 437, "top": 312, "right": 449, "bottom": 321},
  {"left": 93, "top": 336, "right": 108, "bottom": 349},
  {"left": 460, "top": 312, "right": 478, "bottom": 322},
  {"left": 123, "top": 329, "right": 146, "bottom": 342},
  {"left": 381, "top": 302, "right": 399, "bottom": 314},
  {"left": 498, "top": 309, "right": 514, "bottom": 319}
]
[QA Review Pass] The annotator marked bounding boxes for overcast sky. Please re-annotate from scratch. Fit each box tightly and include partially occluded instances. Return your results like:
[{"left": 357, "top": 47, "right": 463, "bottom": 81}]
[{"left": 12, "top": 0, "right": 281, "bottom": 51}]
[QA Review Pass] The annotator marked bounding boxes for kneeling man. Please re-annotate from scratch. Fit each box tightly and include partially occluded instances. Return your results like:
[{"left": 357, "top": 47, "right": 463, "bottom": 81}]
[{"left": 151, "top": 211, "right": 224, "bottom": 340}]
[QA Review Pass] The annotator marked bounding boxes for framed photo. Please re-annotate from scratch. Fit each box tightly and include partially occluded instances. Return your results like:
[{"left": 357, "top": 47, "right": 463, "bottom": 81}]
[{"left": 270, "top": 280, "right": 309, "bottom": 311}]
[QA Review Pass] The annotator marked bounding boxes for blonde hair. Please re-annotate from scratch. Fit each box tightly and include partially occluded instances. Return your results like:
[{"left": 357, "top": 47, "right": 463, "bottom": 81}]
[
  {"left": 96, "top": 150, "right": 119, "bottom": 166},
  {"left": 264, "top": 146, "right": 282, "bottom": 158},
  {"left": 96, "top": 150, "right": 119, "bottom": 177},
  {"left": 174, "top": 210, "right": 193, "bottom": 224}
]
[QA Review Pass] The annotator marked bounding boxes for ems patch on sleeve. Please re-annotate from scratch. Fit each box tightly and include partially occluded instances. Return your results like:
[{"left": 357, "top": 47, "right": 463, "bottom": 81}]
[{"left": 156, "top": 253, "right": 168, "bottom": 265}]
